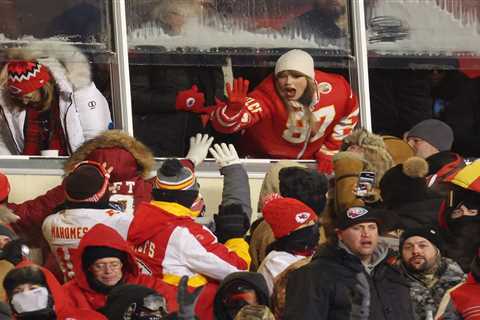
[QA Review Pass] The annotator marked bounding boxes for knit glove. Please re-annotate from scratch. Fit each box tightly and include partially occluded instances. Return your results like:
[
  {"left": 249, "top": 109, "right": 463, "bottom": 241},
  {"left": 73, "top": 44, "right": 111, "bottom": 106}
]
[
  {"left": 350, "top": 272, "right": 370, "bottom": 320},
  {"left": 186, "top": 133, "right": 214, "bottom": 166},
  {"left": 214, "top": 203, "right": 250, "bottom": 243},
  {"left": 176, "top": 85, "right": 206, "bottom": 113},
  {"left": 225, "top": 77, "right": 249, "bottom": 117},
  {"left": 209, "top": 143, "right": 241, "bottom": 169},
  {"left": 177, "top": 276, "right": 202, "bottom": 320},
  {"left": 0, "top": 239, "right": 29, "bottom": 266},
  {"left": 316, "top": 152, "right": 334, "bottom": 175},
  {"left": 0, "top": 206, "right": 20, "bottom": 224}
]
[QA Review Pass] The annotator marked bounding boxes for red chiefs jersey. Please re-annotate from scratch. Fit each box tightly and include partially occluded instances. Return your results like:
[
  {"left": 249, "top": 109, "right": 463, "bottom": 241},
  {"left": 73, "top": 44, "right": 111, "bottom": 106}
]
[{"left": 211, "top": 70, "right": 358, "bottom": 160}]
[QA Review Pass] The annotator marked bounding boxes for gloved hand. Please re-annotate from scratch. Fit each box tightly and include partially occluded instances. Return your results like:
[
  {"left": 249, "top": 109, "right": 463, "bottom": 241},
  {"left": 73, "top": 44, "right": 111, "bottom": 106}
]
[
  {"left": 176, "top": 85, "right": 206, "bottom": 113},
  {"left": 0, "top": 206, "right": 20, "bottom": 224},
  {"left": 316, "top": 152, "right": 334, "bottom": 175},
  {"left": 186, "top": 133, "right": 214, "bottom": 166},
  {"left": 177, "top": 275, "right": 202, "bottom": 320},
  {"left": 214, "top": 203, "right": 250, "bottom": 243},
  {"left": 209, "top": 143, "right": 241, "bottom": 169},
  {"left": 0, "top": 239, "right": 29, "bottom": 265},
  {"left": 225, "top": 77, "right": 249, "bottom": 116},
  {"left": 350, "top": 272, "right": 370, "bottom": 320}
]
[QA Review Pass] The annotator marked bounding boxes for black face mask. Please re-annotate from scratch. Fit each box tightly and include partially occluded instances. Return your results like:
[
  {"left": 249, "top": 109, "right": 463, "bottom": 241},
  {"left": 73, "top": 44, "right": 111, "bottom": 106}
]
[{"left": 269, "top": 224, "right": 320, "bottom": 256}]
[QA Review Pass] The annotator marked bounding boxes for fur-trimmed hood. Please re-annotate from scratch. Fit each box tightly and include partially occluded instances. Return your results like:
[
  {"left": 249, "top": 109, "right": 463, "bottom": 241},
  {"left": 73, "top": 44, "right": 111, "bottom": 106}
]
[
  {"left": 0, "top": 42, "right": 91, "bottom": 93},
  {"left": 342, "top": 128, "right": 394, "bottom": 185},
  {"left": 64, "top": 130, "right": 155, "bottom": 181}
]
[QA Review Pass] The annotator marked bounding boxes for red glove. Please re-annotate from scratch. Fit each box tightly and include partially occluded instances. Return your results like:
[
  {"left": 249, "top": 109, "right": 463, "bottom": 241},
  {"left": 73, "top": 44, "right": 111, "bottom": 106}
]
[
  {"left": 176, "top": 85, "right": 206, "bottom": 113},
  {"left": 316, "top": 152, "right": 334, "bottom": 175},
  {"left": 225, "top": 77, "right": 250, "bottom": 117}
]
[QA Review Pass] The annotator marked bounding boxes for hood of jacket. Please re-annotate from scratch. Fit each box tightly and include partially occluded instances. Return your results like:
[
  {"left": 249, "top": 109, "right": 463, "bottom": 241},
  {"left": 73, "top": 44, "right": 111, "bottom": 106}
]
[
  {"left": 127, "top": 202, "right": 194, "bottom": 246},
  {"left": 13, "top": 260, "right": 70, "bottom": 316},
  {"left": 64, "top": 130, "right": 155, "bottom": 181},
  {"left": 72, "top": 224, "right": 139, "bottom": 292},
  {"left": 214, "top": 272, "right": 270, "bottom": 320}
]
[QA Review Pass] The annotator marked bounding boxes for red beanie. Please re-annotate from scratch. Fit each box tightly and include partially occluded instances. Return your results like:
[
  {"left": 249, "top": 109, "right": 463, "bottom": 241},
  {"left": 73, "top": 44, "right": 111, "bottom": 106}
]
[
  {"left": 263, "top": 197, "right": 317, "bottom": 239},
  {"left": 7, "top": 61, "right": 51, "bottom": 96},
  {"left": 0, "top": 172, "right": 10, "bottom": 203}
]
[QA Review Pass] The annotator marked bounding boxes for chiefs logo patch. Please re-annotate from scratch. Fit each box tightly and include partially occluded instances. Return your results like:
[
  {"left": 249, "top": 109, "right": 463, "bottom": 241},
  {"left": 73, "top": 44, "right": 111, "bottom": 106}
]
[
  {"left": 318, "top": 82, "right": 333, "bottom": 94},
  {"left": 346, "top": 207, "right": 368, "bottom": 219},
  {"left": 295, "top": 212, "right": 311, "bottom": 224}
]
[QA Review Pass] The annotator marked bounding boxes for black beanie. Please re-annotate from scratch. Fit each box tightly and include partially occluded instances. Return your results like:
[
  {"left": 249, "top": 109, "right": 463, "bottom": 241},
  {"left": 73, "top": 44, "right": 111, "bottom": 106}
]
[
  {"left": 64, "top": 163, "right": 109, "bottom": 203},
  {"left": 3, "top": 266, "right": 47, "bottom": 298},
  {"left": 279, "top": 167, "right": 328, "bottom": 215},
  {"left": 99, "top": 284, "right": 167, "bottom": 320},
  {"left": 399, "top": 227, "right": 443, "bottom": 253},
  {"left": 380, "top": 157, "right": 429, "bottom": 208},
  {"left": 82, "top": 246, "right": 127, "bottom": 270}
]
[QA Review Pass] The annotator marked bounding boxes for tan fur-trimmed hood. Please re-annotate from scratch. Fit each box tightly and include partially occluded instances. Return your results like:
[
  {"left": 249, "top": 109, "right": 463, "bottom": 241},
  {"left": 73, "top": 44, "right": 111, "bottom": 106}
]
[
  {"left": 342, "top": 128, "right": 394, "bottom": 185},
  {"left": 64, "top": 130, "right": 155, "bottom": 179}
]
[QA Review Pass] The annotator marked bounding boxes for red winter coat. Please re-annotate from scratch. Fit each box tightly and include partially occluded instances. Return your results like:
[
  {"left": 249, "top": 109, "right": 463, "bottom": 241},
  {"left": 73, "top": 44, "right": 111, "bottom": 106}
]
[
  {"left": 11, "top": 261, "right": 107, "bottom": 320},
  {"left": 63, "top": 224, "right": 178, "bottom": 312},
  {"left": 439, "top": 273, "right": 480, "bottom": 319},
  {"left": 211, "top": 71, "right": 358, "bottom": 161}
]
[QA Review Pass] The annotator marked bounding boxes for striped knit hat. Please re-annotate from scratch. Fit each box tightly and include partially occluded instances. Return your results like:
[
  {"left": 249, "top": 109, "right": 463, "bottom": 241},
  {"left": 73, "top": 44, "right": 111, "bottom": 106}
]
[
  {"left": 152, "top": 159, "right": 199, "bottom": 209},
  {"left": 7, "top": 61, "right": 51, "bottom": 96}
]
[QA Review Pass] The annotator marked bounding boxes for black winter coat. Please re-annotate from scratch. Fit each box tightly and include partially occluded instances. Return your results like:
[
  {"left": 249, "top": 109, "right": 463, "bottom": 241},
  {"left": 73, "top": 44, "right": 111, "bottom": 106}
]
[{"left": 284, "top": 244, "right": 415, "bottom": 320}]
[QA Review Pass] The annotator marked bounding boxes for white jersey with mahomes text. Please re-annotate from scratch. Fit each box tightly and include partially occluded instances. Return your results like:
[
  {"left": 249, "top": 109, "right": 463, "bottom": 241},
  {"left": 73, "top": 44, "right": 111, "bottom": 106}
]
[{"left": 42, "top": 208, "right": 133, "bottom": 281}]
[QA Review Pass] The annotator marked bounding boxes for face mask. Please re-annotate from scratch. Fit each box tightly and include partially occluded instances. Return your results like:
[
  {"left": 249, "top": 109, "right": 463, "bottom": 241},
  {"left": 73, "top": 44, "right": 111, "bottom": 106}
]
[
  {"left": 271, "top": 224, "right": 320, "bottom": 256},
  {"left": 11, "top": 287, "right": 49, "bottom": 314}
]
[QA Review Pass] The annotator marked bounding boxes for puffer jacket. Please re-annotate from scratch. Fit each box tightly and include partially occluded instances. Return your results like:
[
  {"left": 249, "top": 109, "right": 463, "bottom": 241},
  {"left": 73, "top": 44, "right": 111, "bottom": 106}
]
[{"left": 0, "top": 42, "right": 111, "bottom": 155}]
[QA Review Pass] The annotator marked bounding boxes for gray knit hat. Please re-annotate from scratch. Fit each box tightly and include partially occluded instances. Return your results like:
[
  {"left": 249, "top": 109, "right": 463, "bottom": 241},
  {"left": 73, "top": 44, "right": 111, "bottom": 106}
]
[{"left": 406, "top": 119, "right": 454, "bottom": 151}]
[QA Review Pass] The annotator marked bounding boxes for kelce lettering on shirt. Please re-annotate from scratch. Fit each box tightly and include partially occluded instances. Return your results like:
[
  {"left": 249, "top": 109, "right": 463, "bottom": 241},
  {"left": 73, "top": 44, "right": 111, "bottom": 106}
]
[{"left": 50, "top": 226, "right": 89, "bottom": 240}]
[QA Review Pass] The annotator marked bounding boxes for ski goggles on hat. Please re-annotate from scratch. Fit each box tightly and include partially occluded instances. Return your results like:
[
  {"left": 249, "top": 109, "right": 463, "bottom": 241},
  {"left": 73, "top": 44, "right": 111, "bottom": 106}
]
[
  {"left": 65, "top": 160, "right": 111, "bottom": 203},
  {"left": 130, "top": 293, "right": 168, "bottom": 320}
]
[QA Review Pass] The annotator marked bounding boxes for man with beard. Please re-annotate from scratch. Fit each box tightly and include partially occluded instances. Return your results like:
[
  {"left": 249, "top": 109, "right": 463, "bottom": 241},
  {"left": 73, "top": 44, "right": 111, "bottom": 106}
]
[
  {"left": 284, "top": 206, "right": 415, "bottom": 320},
  {"left": 398, "top": 227, "right": 465, "bottom": 320}
]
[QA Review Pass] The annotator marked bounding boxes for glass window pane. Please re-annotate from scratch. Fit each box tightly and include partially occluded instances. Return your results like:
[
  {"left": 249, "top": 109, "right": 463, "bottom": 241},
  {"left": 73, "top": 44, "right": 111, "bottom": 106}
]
[
  {"left": 0, "top": 0, "right": 115, "bottom": 157},
  {"left": 127, "top": 0, "right": 359, "bottom": 161},
  {"left": 367, "top": 0, "right": 480, "bottom": 158}
]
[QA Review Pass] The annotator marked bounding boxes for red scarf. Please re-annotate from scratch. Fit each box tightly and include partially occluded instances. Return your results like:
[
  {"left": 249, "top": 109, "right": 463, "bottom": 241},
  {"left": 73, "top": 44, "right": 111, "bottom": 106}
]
[{"left": 23, "top": 101, "right": 67, "bottom": 155}]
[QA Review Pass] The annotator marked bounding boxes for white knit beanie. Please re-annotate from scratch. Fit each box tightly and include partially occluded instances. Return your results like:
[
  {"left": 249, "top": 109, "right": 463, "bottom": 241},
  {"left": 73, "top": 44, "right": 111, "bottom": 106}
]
[{"left": 274, "top": 49, "right": 315, "bottom": 80}]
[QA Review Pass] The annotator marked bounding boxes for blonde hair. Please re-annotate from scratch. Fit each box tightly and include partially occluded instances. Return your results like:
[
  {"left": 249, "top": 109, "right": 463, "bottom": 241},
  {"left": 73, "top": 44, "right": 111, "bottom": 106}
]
[
  {"left": 152, "top": 0, "right": 201, "bottom": 22},
  {"left": 275, "top": 70, "right": 318, "bottom": 132}
]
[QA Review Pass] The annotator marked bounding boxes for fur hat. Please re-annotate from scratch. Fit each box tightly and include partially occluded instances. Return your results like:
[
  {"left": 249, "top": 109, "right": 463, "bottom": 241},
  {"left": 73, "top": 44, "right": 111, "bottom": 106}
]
[
  {"left": 406, "top": 119, "right": 454, "bottom": 151},
  {"left": 64, "top": 161, "right": 110, "bottom": 203},
  {"left": 262, "top": 197, "right": 317, "bottom": 239},
  {"left": 151, "top": 159, "right": 199, "bottom": 209},
  {"left": 382, "top": 135, "right": 415, "bottom": 165},
  {"left": 279, "top": 167, "right": 328, "bottom": 215},
  {"left": 274, "top": 49, "right": 315, "bottom": 79},
  {"left": 380, "top": 157, "right": 429, "bottom": 207},
  {"left": 400, "top": 227, "right": 443, "bottom": 252},
  {"left": 336, "top": 206, "right": 384, "bottom": 230},
  {"left": 7, "top": 61, "right": 51, "bottom": 96},
  {"left": 235, "top": 305, "right": 275, "bottom": 320},
  {"left": 0, "top": 173, "right": 10, "bottom": 203},
  {"left": 342, "top": 128, "right": 394, "bottom": 185}
]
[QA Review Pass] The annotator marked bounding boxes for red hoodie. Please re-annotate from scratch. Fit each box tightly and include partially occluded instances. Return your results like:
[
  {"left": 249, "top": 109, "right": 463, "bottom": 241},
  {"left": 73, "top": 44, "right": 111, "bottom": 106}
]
[
  {"left": 62, "top": 224, "right": 178, "bottom": 312},
  {"left": 11, "top": 261, "right": 107, "bottom": 320}
]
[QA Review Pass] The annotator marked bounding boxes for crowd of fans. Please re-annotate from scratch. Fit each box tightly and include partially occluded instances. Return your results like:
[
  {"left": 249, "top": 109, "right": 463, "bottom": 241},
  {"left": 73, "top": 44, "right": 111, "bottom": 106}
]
[{"left": 0, "top": 111, "right": 478, "bottom": 319}]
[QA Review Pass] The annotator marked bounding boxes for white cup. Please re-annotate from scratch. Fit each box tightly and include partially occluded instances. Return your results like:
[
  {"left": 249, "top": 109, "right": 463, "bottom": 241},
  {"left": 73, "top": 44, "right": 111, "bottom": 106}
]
[{"left": 41, "top": 149, "right": 59, "bottom": 157}]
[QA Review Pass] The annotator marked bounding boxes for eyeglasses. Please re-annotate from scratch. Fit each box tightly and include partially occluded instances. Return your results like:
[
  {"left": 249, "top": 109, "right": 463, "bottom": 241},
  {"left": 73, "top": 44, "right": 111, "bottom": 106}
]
[{"left": 91, "top": 261, "right": 122, "bottom": 272}]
